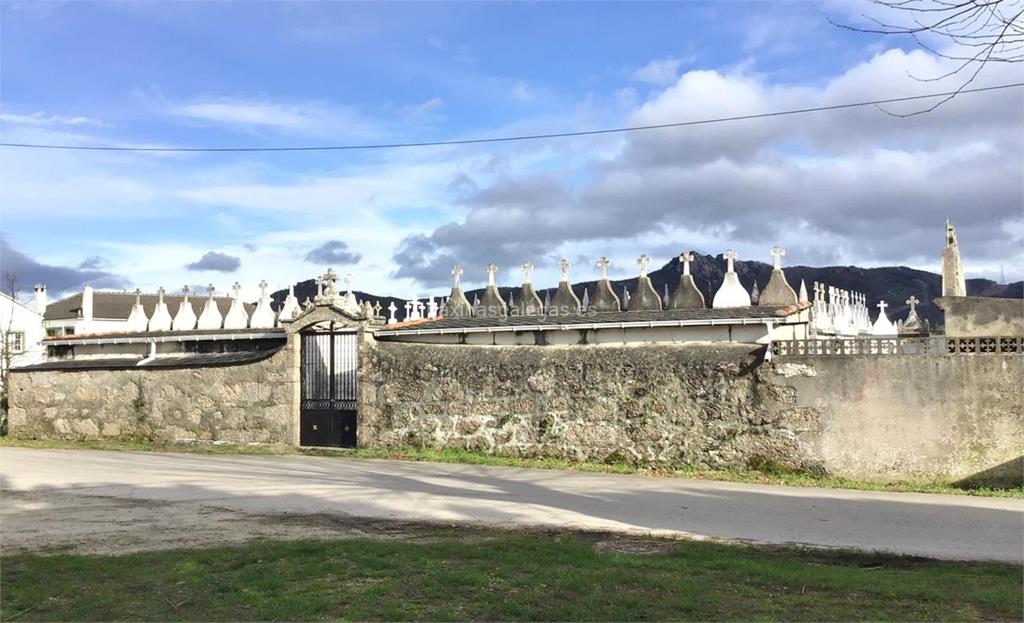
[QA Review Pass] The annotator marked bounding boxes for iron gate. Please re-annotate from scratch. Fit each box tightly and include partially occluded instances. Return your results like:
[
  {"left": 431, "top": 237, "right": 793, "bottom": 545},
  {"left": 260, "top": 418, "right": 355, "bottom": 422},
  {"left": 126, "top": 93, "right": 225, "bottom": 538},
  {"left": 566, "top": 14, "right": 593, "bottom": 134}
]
[{"left": 300, "top": 325, "right": 358, "bottom": 447}]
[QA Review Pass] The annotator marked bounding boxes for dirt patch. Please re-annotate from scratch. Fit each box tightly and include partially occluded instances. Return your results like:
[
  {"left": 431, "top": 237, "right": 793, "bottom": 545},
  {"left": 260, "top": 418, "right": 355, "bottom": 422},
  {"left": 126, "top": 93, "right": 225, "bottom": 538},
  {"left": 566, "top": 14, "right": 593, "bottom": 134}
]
[{"left": 1, "top": 489, "right": 499, "bottom": 556}]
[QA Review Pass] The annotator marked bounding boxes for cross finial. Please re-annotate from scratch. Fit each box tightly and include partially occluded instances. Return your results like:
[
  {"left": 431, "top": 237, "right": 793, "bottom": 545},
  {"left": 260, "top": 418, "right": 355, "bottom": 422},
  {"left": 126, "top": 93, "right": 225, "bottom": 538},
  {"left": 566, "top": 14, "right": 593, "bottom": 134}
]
[
  {"left": 522, "top": 261, "right": 534, "bottom": 284},
  {"left": 207, "top": 284, "right": 215, "bottom": 298},
  {"left": 877, "top": 300, "right": 888, "bottom": 312},
  {"left": 259, "top": 279, "right": 268, "bottom": 294},
  {"left": 724, "top": 249, "right": 737, "bottom": 273},
  {"left": 232, "top": 281, "right": 241, "bottom": 296},
  {"left": 770, "top": 245, "right": 785, "bottom": 270},
  {"left": 680, "top": 252, "right": 694, "bottom": 276},
  {"left": 344, "top": 273, "right": 353, "bottom": 294},
  {"left": 452, "top": 264, "right": 463, "bottom": 288},
  {"left": 559, "top": 258, "right": 570, "bottom": 281},
  {"left": 906, "top": 295, "right": 919, "bottom": 312},
  {"left": 182, "top": 285, "right": 190, "bottom": 300},
  {"left": 134, "top": 288, "right": 142, "bottom": 303},
  {"left": 157, "top": 286, "right": 165, "bottom": 301},
  {"left": 486, "top": 262, "right": 498, "bottom": 286},
  {"left": 596, "top": 257, "right": 610, "bottom": 280},
  {"left": 636, "top": 254, "right": 650, "bottom": 278}
]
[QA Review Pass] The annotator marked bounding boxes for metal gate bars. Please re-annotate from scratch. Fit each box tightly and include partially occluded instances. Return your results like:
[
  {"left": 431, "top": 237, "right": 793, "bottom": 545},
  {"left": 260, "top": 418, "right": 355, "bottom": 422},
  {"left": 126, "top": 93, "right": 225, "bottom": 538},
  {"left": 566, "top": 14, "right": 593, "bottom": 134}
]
[{"left": 299, "top": 324, "right": 358, "bottom": 447}]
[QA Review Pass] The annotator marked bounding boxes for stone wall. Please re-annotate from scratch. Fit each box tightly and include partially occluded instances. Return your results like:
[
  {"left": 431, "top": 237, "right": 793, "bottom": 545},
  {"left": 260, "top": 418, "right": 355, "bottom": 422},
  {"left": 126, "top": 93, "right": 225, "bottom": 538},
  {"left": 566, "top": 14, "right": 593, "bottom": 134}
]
[
  {"left": 358, "top": 341, "right": 823, "bottom": 471},
  {"left": 360, "top": 340, "right": 1024, "bottom": 481},
  {"left": 7, "top": 345, "right": 296, "bottom": 444}
]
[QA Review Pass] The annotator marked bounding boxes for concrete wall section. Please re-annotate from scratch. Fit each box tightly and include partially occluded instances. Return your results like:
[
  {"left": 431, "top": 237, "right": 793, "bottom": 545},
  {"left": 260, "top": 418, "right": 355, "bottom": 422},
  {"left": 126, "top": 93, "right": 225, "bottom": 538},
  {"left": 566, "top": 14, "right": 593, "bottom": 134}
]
[
  {"left": 935, "top": 296, "right": 1024, "bottom": 337},
  {"left": 7, "top": 343, "right": 297, "bottom": 444},
  {"left": 774, "top": 355, "right": 1024, "bottom": 480}
]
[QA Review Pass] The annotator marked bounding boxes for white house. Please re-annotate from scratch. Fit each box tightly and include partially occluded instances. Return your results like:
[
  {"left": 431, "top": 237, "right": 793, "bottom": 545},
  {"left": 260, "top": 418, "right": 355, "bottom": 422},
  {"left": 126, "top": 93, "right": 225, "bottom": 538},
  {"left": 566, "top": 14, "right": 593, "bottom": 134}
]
[{"left": 1, "top": 286, "right": 47, "bottom": 383}]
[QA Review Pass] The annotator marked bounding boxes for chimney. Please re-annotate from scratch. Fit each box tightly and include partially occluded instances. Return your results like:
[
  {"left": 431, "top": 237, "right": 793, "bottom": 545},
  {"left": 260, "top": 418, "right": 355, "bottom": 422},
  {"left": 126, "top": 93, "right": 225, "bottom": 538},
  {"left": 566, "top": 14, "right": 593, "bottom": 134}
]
[
  {"left": 33, "top": 283, "right": 47, "bottom": 314},
  {"left": 82, "top": 284, "right": 94, "bottom": 325}
]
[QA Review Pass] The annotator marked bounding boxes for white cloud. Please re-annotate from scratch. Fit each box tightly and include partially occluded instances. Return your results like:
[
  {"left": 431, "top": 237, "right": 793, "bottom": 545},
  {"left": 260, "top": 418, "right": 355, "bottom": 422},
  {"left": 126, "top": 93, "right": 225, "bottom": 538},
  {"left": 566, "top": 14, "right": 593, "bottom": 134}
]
[
  {"left": 164, "top": 97, "right": 381, "bottom": 138},
  {"left": 0, "top": 110, "right": 105, "bottom": 127},
  {"left": 512, "top": 81, "right": 534, "bottom": 102},
  {"left": 393, "top": 47, "right": 1024, "bottom": 286},
  {"left": 632, "top": 56, "right": 692, "bottom": 86}
]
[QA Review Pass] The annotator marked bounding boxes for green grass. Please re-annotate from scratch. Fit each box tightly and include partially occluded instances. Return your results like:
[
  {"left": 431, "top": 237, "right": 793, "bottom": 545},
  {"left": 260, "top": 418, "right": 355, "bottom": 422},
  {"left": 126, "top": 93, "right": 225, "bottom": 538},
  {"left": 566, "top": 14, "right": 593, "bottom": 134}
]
[
  {"left": 3, "top": 437, "right": 1021, "bottom": 498},
  {"left": 3, "top": 532, "right": 1021, "bottom": 622}
]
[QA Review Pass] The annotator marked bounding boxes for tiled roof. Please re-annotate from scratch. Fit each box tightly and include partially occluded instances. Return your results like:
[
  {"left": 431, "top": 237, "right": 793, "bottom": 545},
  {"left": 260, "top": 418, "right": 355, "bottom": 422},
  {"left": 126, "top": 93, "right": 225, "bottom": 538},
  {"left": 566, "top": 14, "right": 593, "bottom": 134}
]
[
  {"left": 11, "top": 348, "right": 283, "bottom": 372},
  {"left": 44, "top": 291, "right": 255, "bottom": 322},
  {"left": 378, "top": 303, "right": 808, "bottom": 334}
]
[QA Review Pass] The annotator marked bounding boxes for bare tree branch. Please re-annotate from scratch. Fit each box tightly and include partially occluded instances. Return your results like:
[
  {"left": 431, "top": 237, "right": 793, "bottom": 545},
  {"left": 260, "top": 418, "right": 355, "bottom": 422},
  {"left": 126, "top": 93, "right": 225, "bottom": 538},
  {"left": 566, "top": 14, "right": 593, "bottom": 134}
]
[{"left": 832, "top": 0, "right": 1023, "bottom": 112}]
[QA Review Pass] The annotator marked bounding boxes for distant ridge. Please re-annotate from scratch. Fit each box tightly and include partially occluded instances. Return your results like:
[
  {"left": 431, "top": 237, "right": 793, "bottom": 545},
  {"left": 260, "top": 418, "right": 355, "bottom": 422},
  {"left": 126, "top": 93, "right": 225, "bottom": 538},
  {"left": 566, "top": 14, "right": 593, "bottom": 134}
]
[{"left": 272, "top": 255, "right": 1022, "bottom": 327}]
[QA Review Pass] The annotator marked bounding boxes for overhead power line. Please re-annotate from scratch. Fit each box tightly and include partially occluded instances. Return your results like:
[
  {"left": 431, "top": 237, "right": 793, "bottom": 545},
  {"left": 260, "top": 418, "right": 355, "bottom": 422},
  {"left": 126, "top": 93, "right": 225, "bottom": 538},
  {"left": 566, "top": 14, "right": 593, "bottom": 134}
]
[{"left": 1, "top": 82, "right": 1021, "bottom": 153}]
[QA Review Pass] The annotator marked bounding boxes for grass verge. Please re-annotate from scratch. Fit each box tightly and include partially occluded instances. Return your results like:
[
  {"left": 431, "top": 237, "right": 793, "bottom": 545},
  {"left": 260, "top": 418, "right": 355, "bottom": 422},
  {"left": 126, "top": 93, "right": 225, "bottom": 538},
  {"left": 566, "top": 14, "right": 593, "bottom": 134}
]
[
  {"left": 3, "top": 531, "right": 1021, "bottom": 622},
  {"left": 2, "top": 436, "right": 1021, "bottom": 498}
]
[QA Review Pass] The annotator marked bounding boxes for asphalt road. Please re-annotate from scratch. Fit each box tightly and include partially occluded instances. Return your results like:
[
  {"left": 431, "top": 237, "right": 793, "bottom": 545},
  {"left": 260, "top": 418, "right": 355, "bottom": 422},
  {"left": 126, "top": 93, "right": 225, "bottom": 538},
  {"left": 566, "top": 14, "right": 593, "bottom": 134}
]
[{"left": 2, "top": 447, "right": 1021, "bottom": 562}]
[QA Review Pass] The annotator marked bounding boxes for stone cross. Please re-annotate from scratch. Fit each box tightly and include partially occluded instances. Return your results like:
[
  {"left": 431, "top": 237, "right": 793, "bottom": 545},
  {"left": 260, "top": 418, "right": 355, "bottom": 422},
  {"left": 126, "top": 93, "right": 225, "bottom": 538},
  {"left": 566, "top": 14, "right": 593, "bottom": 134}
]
[
  {"left": 413, "top": 298, "right": 424, "bottom": 320},
  {"left": 404, "top": 301, "right": 411, "bottom": 319},
  {"left": 877, "top": 300, "right": 888, "bottom": 314},
  {"left": 259, "top": 280, "right": 268, "bottom": 297},
  {"left": 427, "top": 297, "right": 438, "bottom": 318},
  {"left": 724, "top": 249, "right": 737, "bottom": 273},
  {"left": 906, "top": 295, "right": 919, "bottom": 313},
  {"left": 559, "top": 258, "right": 570, "bottom": 281},
  {"left": 636, "top": 254, "right": 650, "bottom": 278},
  {"left": 596, "top": 256, "right": 610, "bottom": 280},
  {"left": 770, "top": 245, "right": 785, "bottom": 270},
  {"left": 373, "top": 301, "right": 382, "bottom": 317},
  {"left": 344, "top": 273, "right": 353, "bottom": 295},
  {"left": 322, "top": 268, "right": 338, "bottom": 298},
  {"left": 157, "top": 286, "right": 165, "bottom": 302},
  {"left": 232, "top": 282, "right": 242, "bottom": 298},
  {"left": 486, "top": 263, "right": 498, "bottom": 286},
  {"left": 134, "top": 288, "right": 142, "bottom": 304},
  {"left": 315, "top": 275, "right": 324, "bottom": 298},
  {"left": 207, "top": 284, "right": 215, "bottom": 299},
  {"left": 522, "top": 261, "right": 534, "bottom": 284},
  {"left": 182, "top": 285, "right": 190, "bottom": 301},
  {"left": 387, "top": 301, "right": 397, "bottom": 324},
  {"left": 452, "top": 265, "right": 463, "bottom": 289},
  {"left": 680, "top": 252, "right": 694, "bottom": 276}
]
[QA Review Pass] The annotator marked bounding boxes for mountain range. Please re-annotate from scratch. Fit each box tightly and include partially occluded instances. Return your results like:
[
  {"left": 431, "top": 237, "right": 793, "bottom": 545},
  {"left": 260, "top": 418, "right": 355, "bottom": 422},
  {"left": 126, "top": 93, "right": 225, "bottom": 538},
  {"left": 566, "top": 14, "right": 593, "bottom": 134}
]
[{"left": 272, "top": 254, "right": 1022, "bottom": 328}]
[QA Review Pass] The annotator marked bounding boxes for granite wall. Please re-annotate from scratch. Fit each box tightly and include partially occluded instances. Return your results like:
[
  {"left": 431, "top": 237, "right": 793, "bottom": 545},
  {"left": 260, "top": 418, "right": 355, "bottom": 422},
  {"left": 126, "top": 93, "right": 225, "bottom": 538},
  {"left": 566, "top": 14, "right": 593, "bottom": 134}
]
[
  {"left": 358, "top": 341, "right": 824, "bottom": 472},
  {"left": 359, "top": 340, "right": 1024, "bottom": 481},
  {"left": 6, "top": 345, "right": 296, "bottom": 444}
]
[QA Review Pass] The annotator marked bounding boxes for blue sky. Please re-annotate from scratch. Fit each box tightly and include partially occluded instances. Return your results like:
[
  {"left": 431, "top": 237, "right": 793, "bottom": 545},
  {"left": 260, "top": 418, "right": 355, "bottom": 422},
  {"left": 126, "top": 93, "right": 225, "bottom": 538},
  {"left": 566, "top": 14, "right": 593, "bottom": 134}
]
[{"left": 1, "top": 1, "right": 1022, "bottom": 299}]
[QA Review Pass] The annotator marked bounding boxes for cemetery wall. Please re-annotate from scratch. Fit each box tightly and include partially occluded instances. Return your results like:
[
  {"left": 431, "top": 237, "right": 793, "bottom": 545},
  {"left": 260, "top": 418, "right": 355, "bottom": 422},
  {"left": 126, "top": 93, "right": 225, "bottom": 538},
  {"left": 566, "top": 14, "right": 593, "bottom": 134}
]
[
  {"left": 934, "top": 296, "right": 1024, "bottom": 337},
  {"left": 360, "top": 340, "right": 1023, "bottom": 481},
  {"left": 6, "top": 345, "right": 297, "bottom": 444}
]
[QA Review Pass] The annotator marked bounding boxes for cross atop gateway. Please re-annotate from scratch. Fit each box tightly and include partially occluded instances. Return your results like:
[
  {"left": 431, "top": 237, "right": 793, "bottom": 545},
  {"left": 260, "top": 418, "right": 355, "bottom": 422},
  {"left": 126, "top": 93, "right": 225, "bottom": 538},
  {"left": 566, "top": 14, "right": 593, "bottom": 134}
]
[
  {"left": 559, "top": 258, "right": 570, "bottom": 281},
  {"left": 770, "top": 245, "right": 785, "bottom": 270},
  {"left": 596, "top": 257, "right": 610, "bottom": 280},
  {"left": 906, "top": 295, "right": 919, "bottom": 312},
  {"left": 877, "top": 300, "right": 888, "bottom": 313},
  {"left": 636, "top": 254, "right": 650, "bottom": 278},
  {"left": 486, "top": 263, "right": 498, "bottom": 286},
  {"left": 680, "top": 252, "right": 694, "bottom": 276},
  {"left": 451, "top": 265, "right": 463, "bottom": 288},
  {"left": 522, "top": 261, "right": 534, "bottom": 284}
]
